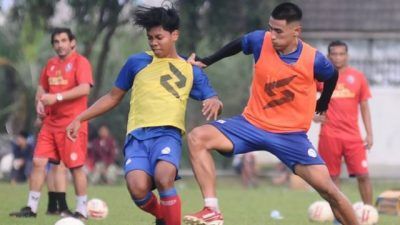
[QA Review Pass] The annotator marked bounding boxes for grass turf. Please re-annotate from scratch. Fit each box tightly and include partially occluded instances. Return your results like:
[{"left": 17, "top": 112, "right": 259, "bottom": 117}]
[{"left": 1, "top": 177, "right": 400, "bottom": 225}]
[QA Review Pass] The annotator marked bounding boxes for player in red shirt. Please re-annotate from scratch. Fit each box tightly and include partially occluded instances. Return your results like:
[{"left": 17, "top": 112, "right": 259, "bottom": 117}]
[
  {"left": 10, "top": 28, "right": 93, "bottom": 219},
  {"left": 316, "top": 40, "right": 373, "bottom": 204}
]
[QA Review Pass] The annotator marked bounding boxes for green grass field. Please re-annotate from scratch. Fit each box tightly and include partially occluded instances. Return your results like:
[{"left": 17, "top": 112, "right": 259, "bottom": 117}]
[{"left": 1, "top": 177, "right": 400, "bottom": 225}]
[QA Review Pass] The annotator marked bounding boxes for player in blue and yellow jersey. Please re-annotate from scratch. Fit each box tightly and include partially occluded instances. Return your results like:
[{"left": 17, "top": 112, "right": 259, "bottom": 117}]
[
  {"left": 183, "top": 3, "right": 359, "bottom": 225},
  {"left": 66, "top": 5, "right": 222, "bottom": 225}
]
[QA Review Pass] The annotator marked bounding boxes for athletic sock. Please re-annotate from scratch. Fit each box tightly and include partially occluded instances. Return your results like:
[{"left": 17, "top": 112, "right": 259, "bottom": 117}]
[
  {"left": 47, "top": 192, "right": 57, "bottom": 212},
  {"left": 133, "top": 192, "right": 162, "bottom": 219},
  {"left": 205, "top": 197, "right": 220, "bottom": 212},
  {"left": 27, "top": 191, "right": 41, "bottom": 213},
  {"left": 160, "top": 188, "right": 181, "bottom": 225},
  {"left": 56, "top": 192, "right": 69, "bottom": 211},
  {"left": 75, "top": 195, "right": 87, "bottom": 217}
]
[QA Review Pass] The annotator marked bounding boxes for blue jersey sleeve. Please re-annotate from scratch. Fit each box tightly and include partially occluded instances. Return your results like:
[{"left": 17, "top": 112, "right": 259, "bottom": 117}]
[
  {"left": 314, "top": 51, "right": 335, "bottom": 82},
  {"left": 242, "top": 30, "right": 265, "bottom": 63},
  {"left": 189, "top": 66, "right": 217, "bottom": 101},
  {"left": 114, "top": 52, "right": 152, "bottom": 91}
]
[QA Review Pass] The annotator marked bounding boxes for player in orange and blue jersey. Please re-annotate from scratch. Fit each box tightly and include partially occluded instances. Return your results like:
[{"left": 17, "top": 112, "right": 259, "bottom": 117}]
[
  {"left": 183, "top": 3, "right": 359, "bottom": 225},
  {"left": 66, "top": 5, "right": 222, "bottom": 225}
]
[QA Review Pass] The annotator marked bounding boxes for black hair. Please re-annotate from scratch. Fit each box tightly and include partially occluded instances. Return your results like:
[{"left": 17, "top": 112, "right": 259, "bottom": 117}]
[
  {"left": 271, "top": 2, "right": 302, "bottom": 23},
  {"left": 18, "top": 131, "right": 29, "bottom": 139},
  {"left": 51, "top": 27, "right": 75, "bottom": 44},
  {"left": 133, "top": 5, "right": 180, "bottom": 32},
  {"left": 328, "top": 40, "right": 348, "bottom": 53}
]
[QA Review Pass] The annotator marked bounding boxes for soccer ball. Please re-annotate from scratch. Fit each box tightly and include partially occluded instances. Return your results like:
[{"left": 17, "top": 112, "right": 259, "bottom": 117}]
[
  {"left": 353, "top": 201, "right": 365, "bottom": 211},
  {"left": 55, "top": 217, "right": 85, "bottom": 225},
  {"left": 308, "top": 200, "right": 334, "bottom": 222},
  {"left": 87, "top": 198, "right": 109, "bottom": 219},
  {"left": 354, "top": 204, "right": 379, "bottom": 225}
]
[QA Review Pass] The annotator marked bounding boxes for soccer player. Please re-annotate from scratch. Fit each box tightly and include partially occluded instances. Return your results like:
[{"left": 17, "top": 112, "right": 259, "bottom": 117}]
[
  {"left": 183, "top": 3, "right": 359, "bottom": 225},
  {"left": 66, "top": 5, "right": 222, "bottom": 225},
  {"left": 315, "top": 40, "right": 373, "bottom": 204},
  {"left": 10, "top": 27, "right": 93, "bottom": 219}
]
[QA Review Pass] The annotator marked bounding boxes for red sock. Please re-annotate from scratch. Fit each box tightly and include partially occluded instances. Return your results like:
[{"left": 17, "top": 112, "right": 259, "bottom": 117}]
[
  {"left": 160, "top": 195, "right": 181, "bottom": 225},
  {"left": 139, "top": 192, "right": 162, "bottom": 219}
]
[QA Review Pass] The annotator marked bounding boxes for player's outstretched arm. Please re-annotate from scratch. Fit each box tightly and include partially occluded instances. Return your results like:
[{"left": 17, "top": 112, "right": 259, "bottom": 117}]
[
  {"left": 202, "top": 96, "right": 223, "bottom": 121},
  {"left": 316, "top": 69, "right": 338, "bottom": 114},
  {"left": 188, "top": 37, "right": 243, "bottom": 68},
  {"left": 66, "top": 86, "right": 126, "bottom": 140}
]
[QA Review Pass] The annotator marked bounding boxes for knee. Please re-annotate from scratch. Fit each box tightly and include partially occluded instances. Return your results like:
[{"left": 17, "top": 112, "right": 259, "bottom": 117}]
[
  {"left": 155, "top": 175, "right": 175, "bottom": 191},
  {"left": 127, "top": 179, "right": 150, "bottom": 199},
  {"left": 357, "top": 174, "right": 370, "bottom": 183},
  {"left": 32, "top": 158, "right": 48, "bottom": 169},
  {"left": 188, "top": 127, "right": 211, "bottom": 150}
]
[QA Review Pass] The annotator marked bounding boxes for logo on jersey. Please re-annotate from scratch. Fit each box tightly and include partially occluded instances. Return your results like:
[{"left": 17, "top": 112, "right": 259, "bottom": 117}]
[
  {"left": 161, "top": 147, "right": 171, "bottom": 154},
  {"left": 263, "top": 75, "right": 297, "bottom": 109},
  {"left": 50, "top": 65, "right": 55, "bottom": 71},
  {"left": 160, "top": 63, "right": 187, "bottom": 99},
  {"left": 307, "top": 148, "right": 317, "bottom": 158},
  {"left": 125, "top": 158, "right": 132, "bottom": 165},
  {"left": 346, "top": 75, "right": 355, "bottom": 84},
  {"left": 70, "top": 152, "right": 78, "bottom": 161},
  {"left": 361, "top": 160, "right": 368, "bottom": 168},
  {"left": 48, "top": 70, "right": 68, "bottom": 85},
  {"left": 65, "top": 63, "right": 73, "bottom": 72},
  {"left": 216, "top": 119, "right": 226, "bottom": 124}
]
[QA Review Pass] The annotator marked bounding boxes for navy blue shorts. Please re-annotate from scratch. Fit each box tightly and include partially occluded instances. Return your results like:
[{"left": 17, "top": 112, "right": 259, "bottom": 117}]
[
  {"left": 211, "top": 115, "right": 325, "bottom": 171},
  {"left": 123, "top": 134, "right": 182, "bottom": 177}
]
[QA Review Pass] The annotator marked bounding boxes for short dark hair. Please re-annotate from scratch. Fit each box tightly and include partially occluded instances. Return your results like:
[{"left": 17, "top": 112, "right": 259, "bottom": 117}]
[
  {"left": 18, "top": 131, "right": 29, "bottom": 139},
  {"left": 133, "top": 5, "right": 180, "bottom": 32},
  {"left": 271, "top": 2, "right": 302, "bottom": 23},
  {"left": 51, "top": 27, "right": 75, "bottom": 44},
  {"left": 328, "top": 40, "right": 348, "bottom": 53}
]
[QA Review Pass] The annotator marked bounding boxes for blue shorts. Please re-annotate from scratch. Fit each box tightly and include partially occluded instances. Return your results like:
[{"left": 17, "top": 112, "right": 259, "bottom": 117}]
[
  {"left": 211, "top": 115, "right": 325, "bottom": 171},
  {"left": 123, "top": 134, "right": 182, "bottom": 177}
]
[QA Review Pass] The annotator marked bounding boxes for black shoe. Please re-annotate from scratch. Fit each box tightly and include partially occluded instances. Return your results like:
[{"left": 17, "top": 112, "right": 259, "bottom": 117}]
[
  {"left": 155, "top": 218, "right": 166, "bottom": 225},
  {"left": 9, "top": 206, "right": 37, "bottom": 218},
  {"left": 60, "top": 209, "right": 74, "bottom": 217},
  {"left": 73, "top": 211, "right": 88, "bottom": 220}
]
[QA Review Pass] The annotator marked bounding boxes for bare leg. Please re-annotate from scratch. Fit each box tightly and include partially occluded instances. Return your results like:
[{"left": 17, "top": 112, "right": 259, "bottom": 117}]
[
  {"left": 295, "top": 164, "right": 359, "bottom": 225},
  {"left": 30, "top": 157, "right": 49, "bottom": 191},
  {"left": 71, "top": 166, "right": 87, "bottom": 196},
  {"left": 187, "top": 125, "right": 233, "bottom": 198},
  {"left": 357, "top": 175, "right": 373, "bottom": 205}
]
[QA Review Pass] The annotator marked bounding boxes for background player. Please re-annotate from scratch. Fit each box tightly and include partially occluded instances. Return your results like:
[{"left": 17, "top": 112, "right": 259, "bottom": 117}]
[
  {"left": 184, "top": 2, "right": 359, "bottom": 225},
  {"left": 66, "top": 5, "right": 222, "bottom": 225},
  {"left": 10, "top": 27, "right": 93, "bottom": 219},
  {"left": 315, "top": 40, "right": 373, "bottom": 204}
]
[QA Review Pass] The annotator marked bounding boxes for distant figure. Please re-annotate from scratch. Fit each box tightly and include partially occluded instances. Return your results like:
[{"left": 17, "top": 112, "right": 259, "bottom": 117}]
[
  {"left": 88, "top": 125, "right": 119, "bottom": 184},
  {"left": 315, "top": 40, "right": 373, "bottom": 205},
  {"left": 232, "top": 153, "right": 258, "bottom": 188},
  {"left": 10, "top": 131, "right": 34, "bottom": 184}
]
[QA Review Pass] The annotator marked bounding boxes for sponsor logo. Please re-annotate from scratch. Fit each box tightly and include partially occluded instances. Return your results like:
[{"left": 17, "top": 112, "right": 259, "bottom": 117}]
[
  {"left": 65, "top": 63, "right": 73, "bottom": 72},
  {"left": 216, "top": 119, "right": 226, "bottom": 124},
  {"left": 70, "top": 152, "right": 78, "bottom": 161},
  {"left": 307, "top": 148, "right": 317, "bottom": 158},
  {"left": 161, "top": 147, "right": 171, "bottom": 154}
]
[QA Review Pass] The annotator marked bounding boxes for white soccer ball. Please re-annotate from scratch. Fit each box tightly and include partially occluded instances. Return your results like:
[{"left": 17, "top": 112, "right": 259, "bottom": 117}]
[
  {"left": 55, "top": 217, "right": 85, "bottom": 225},
  {"left": 87, "top": 198, "right": 109, "bottom": 219},
  {"left": 353, "top": 201, "right": 365, "bottom": 211},
  {"left": 354, "top": 204, "right": 379, "bottom": 225},
  {"left": 308, "top": 200, "right": 334, "bottom": 222}
]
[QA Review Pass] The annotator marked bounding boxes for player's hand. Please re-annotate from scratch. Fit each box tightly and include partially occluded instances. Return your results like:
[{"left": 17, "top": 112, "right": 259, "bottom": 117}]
[
  {"left": 66, "top": 119, "right": 81, "bottom": 141},
  {"left": 187, "top": 53, "right": 207, "bottom": 68},
  {"left": 313, "top": 112, "right": 326, "bottom": 123},
  {"left": 202, "top": 96, "right": 223, "bottom": 121},
  {"left": 364, "top": 134, "right": 373, "bottom": 150},
  {"left": 40, "top": 93, "right": 57, "bottom": 106},
  {"left": 36, "top": 101, "right": 46, "bottom": 117}
]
